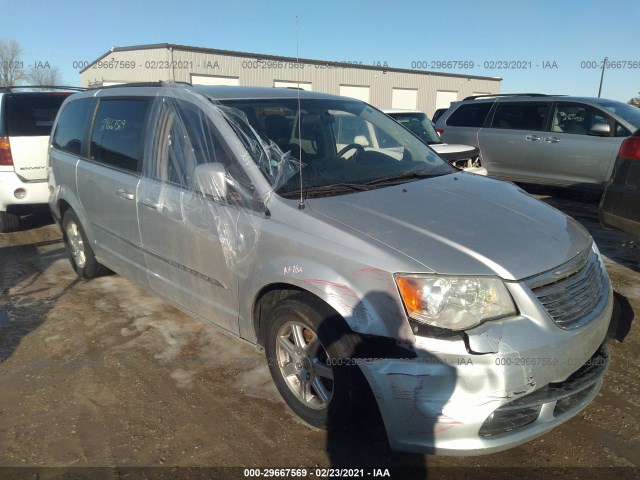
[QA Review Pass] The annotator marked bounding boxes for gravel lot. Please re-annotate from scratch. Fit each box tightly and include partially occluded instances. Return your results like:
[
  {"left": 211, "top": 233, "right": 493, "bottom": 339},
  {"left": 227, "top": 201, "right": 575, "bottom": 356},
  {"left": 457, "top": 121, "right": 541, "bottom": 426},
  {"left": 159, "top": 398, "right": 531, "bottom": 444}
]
[{"left": 0, "top": 188, "right": 638, "bottom": 480}]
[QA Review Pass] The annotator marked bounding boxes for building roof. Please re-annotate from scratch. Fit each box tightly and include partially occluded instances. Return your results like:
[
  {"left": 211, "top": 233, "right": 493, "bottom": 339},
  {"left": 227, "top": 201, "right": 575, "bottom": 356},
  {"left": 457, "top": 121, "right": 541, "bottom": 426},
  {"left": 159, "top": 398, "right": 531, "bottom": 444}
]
[{"left": 80, "top": 43, "right": 503, "bottom": 82}]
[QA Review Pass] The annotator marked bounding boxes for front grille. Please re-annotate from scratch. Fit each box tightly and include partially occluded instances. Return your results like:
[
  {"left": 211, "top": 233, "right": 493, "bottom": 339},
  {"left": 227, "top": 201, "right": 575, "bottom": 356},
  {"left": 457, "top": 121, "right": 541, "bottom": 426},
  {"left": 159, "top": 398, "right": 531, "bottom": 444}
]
[
  {"left": 480, "top": 345, "right": 608, "bottom": 437},
  {"left": 525, "top": 244, "right": 609, "bottom": 329}
]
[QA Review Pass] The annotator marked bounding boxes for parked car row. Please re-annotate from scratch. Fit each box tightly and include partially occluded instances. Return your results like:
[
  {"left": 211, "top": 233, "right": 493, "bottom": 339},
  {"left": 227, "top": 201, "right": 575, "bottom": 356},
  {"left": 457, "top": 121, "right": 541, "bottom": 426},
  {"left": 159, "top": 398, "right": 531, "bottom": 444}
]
[
  {"left": 46, "top": 82, "right": 613, "bottom": 455},
  {"left": 1, "top": 87, "right": 637, "bottom": 239}
]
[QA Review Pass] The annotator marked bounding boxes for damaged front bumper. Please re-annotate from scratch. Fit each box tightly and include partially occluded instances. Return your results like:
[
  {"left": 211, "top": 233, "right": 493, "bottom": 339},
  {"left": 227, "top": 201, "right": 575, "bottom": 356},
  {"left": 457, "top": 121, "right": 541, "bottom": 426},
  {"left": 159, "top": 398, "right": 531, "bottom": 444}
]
[{"left": 359, "top": 282, "right": 613, "bottom": 456}]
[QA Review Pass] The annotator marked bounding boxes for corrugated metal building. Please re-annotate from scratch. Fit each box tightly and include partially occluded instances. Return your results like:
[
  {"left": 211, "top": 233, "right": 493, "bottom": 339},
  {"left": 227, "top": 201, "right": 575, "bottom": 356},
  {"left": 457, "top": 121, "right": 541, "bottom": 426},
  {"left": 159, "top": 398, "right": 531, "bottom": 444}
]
[{"left": 79, "top": 43, "right": 501, "bottom": 116}]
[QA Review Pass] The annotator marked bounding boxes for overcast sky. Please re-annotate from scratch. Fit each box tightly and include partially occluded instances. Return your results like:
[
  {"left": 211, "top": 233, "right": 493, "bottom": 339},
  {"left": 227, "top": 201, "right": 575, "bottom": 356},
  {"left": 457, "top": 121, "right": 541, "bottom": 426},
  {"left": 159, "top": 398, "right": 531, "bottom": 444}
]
[{"left": 3, "top": 0, "right": 639, "bottom": 102}]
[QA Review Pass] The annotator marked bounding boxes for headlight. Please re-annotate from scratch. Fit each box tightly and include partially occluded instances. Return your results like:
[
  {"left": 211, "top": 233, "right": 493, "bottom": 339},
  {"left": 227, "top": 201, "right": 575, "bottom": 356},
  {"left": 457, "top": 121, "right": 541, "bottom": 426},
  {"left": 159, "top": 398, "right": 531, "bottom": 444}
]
[{"left": 395, "top": 274, "right": 516, "bottom": 331}]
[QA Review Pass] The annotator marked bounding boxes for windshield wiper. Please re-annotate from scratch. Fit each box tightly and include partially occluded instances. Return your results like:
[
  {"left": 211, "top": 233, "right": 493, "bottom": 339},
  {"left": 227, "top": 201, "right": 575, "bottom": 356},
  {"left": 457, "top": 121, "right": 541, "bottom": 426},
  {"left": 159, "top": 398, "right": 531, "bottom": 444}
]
[
  {"left": 305, "top": 183, "right": 370, "bottom": 193},
  {"left": 363, "top": 171, "right": 439, "bottom": 186},
  {"left": 280, "top": 182, "right": 369, "bottom": 199}
]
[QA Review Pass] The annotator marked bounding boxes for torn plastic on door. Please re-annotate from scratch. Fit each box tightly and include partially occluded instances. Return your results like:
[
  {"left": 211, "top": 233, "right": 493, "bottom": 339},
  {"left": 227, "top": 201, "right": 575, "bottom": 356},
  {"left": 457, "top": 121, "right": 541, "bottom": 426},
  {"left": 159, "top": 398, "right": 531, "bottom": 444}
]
[{"left": 138, "top": 83, "right": 301, "bottom": 278}]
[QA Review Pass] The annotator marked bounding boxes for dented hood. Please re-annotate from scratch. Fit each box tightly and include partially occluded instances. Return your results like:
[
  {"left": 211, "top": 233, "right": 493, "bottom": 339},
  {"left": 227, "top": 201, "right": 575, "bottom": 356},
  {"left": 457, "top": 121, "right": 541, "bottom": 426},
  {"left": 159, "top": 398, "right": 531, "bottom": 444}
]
[{"left": 306, "top": 173, "right": 592, "bottom": 281}]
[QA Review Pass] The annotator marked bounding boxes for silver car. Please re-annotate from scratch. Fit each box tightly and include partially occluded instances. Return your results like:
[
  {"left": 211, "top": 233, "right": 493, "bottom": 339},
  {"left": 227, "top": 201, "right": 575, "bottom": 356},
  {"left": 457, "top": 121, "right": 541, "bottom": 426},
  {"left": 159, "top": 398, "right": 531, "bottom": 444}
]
[
  {"left": 48, "top": 83, "right": 612, "bottom": 455},
  {"left": 435, "top": 93, "right": 640, "bottom": 189}
]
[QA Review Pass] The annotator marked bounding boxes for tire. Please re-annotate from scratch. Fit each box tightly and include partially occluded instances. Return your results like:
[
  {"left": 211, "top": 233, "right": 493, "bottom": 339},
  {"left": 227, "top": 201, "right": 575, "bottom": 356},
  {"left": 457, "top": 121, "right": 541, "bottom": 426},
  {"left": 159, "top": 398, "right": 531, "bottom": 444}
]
[
  {"left": 61, "top": 210, "right": 107, "bottom": 278},
  {"left": 0, "top": 211, "right": 20, "bottom": 233},
  {"left": 265, "top": 293, "right": 367, "bottom": 429}
]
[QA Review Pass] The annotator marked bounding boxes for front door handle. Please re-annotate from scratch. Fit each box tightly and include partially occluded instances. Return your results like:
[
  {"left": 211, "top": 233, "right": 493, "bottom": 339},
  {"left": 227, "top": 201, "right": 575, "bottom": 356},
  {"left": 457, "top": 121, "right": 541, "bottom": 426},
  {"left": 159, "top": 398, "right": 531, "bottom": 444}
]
[
  {"left": 544, "top": 136, "right": 560, "bottom": 143},
  {"left": 116, "top": 188, "right": 135, "bottom": 200},
  {"left": 525, "top": 135, "right": 541, "bottom": 141},
  {"left": 139, "top": 198, "right": 160, "bottom": 210}
]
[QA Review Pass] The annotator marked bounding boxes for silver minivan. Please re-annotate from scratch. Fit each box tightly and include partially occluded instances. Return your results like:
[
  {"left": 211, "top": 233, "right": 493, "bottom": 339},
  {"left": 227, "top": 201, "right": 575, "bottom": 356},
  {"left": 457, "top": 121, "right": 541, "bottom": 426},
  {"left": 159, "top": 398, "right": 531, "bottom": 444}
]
[
  {"left": 435, "top": 94, "right": 640, "bottom": 189},
  {"left": 48, "top": 83, "right": 612, "bottom": 455}
]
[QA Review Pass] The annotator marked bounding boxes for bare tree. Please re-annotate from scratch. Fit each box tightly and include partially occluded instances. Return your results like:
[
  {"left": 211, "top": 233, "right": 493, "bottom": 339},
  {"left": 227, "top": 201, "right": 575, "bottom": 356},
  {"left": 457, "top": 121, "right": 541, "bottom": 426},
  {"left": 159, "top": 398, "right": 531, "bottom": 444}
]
[
  {"left": 0, "top": 39, "right": 25, "bottom": 88},
  {"left": 26, "top": 65, "right": 63, "bottom": 87},
  {"left": 629, "top": 92, "right": 640, "bottom": 108}
]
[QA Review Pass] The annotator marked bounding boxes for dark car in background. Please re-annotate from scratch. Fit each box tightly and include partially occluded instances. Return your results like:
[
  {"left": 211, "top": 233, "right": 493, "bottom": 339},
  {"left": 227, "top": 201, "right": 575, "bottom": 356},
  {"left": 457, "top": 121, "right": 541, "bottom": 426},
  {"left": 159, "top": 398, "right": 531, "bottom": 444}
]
[
  {"left": 600, "top": 129, "right": 640, "bottom": 238},
  {"left": 432, "top": 107, "right": 448, "bottom": 124}
]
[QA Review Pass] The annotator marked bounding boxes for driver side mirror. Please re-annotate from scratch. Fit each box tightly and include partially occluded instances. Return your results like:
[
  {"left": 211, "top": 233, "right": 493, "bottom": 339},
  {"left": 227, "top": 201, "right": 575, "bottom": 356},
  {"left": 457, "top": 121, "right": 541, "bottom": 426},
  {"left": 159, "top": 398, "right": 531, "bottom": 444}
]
[
  {"left": 590, "top": 123, "right": 610, "bottom": 136},
  {"left": 194, "top": 163, "right": 227, "bottom": 201}
]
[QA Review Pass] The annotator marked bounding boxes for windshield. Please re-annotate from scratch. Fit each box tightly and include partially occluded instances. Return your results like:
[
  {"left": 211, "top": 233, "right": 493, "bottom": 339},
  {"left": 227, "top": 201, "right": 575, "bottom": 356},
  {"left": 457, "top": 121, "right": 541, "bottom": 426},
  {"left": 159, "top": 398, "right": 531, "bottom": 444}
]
[
  {"left": 388, "top": 112, "right": 441, "bottom": 144},
  {"left": 218, "top": 98, "right": 452, "bottom": 198},
  {"left": 596, "top": 100, "right": 640, "bottom": 128}
]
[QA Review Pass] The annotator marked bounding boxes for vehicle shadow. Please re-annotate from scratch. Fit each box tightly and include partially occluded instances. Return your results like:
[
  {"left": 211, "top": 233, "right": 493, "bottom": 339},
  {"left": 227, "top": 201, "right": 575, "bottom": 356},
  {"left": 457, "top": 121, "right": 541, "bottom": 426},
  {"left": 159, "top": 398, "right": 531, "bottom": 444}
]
[
  {"left": 0, "top": 239, "right": 78, "bottom": 364},
  {"left": 6, "top": 207, "right": 55, "bottom": 232},
  {"left": 18, "top": 209, "right": 55, "bottom": 230},
  {"left": 609, "top": 291, "right": 635, "bottom": 343},
  {"left": 322, "top": 291, "right": 458, "bottom": 479},
  {"left": 520, "top": 184, "right": 637, "bottom": 343}
]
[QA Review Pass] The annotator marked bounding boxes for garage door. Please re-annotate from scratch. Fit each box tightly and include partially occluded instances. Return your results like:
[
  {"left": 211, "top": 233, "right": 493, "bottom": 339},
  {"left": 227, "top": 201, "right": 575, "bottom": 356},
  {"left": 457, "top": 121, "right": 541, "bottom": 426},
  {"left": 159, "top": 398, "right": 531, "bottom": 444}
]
[
  {"left": 339, "top": 85, "right": 370, "bottom": 103},
  {"left": 274, "top": 80, "right": 312, "bottom": 90},
  {"left": 392, "top": 88, "right": 418, "bottom": 110},
  {"left": 191, "top": 75, "right": 240, "bottom": 86},
  {"left": 435, "top": 90, "right": 458, "bottom": 110}
]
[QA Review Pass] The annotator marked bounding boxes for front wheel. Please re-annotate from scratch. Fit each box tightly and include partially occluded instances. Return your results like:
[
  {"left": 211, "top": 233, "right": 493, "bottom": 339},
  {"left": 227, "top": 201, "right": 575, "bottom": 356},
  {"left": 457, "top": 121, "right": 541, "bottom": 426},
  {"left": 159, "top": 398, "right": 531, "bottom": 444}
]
[{"left": 265, "top": 294, "right": 367, "bottom": 428}]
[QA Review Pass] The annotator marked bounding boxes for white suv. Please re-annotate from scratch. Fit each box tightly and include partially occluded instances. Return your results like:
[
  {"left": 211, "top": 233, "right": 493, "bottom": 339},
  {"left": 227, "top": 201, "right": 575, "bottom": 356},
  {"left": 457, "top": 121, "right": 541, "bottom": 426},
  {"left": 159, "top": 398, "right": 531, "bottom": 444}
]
[{"left": 0, "top": 87, "right": 75, "bottom": 232}]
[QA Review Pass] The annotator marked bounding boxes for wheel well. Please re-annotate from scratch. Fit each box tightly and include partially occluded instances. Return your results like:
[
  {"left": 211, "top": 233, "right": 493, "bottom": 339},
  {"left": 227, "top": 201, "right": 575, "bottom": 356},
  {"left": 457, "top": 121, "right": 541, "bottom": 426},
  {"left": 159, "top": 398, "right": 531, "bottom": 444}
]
[
  {"left": 253, "top": 284, "right": 340, "bottom": 347},
  {"left": 58, "top": 199, "right": 71, "bottom": 220}
]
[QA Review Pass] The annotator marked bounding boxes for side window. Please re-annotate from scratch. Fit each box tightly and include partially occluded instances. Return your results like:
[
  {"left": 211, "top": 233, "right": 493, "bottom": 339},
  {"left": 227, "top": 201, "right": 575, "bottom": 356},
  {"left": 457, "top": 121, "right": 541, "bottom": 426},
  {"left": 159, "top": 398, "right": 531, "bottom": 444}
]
[
  {"left": 446, "top": 103, "right": 492, "bottom": 127},
  {"left": 333, "top": 113, "right": 372, "bottom": 147},
  {"left": 51, "top": 98, "right": 94, "bottom": 155},
  {"left": 550, "top": 103, "right": 611, "bottom": 135},
  {"left": 616, "top": 123, "right": 631, "bottom": 137},
  {"left": 332, "top": 112, "right": 400, "bottom": 149},
  {"left": 373, "top": 125, "right": 401, "bottom": 148},
  {"left": 147, "top": 98, "right": 256, "bottom": 205},
  {"left": 90, "top": 98, "right": 151, "bottom": 173},
  {"left": 149, "top": 99, "right": 234, "bottom": 186},
  {"left": 491, "top": 103, "right": 548, "bottom": 130}
]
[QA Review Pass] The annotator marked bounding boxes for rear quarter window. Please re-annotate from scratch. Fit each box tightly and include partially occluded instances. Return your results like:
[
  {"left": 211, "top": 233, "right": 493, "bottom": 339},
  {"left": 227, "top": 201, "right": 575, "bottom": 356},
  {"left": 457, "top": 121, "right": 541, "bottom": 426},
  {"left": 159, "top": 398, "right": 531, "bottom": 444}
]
[
  {"left": 446, "top": 103, "right": 492, "bottom": 127},
  {"left": 52, "top": 98, "right": 95, "bottom": 155},
  {"left": 6, "top": 93, "right": 70, "bottom": 137},
  {"left": 89, "top": 98, "right": 151, "bottom": 173}
]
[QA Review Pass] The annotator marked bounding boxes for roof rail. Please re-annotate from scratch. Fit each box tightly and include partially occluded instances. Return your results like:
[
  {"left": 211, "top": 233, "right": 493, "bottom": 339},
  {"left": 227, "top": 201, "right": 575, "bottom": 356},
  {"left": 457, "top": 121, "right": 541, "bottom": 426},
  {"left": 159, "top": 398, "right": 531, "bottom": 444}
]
[
  {"left": 0, "top": 85, "right": 86, "bottom": 93},
  {"left": 88, "top": 81, "right": 193, "bottom": 89},
  {"left": 462, "top": 93, "right": 553, "bottom": 101}
]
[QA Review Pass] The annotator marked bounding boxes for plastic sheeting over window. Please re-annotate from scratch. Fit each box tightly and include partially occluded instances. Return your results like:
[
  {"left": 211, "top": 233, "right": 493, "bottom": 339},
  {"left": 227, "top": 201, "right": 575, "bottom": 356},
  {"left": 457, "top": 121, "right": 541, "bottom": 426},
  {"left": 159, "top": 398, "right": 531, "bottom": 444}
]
[{"left": 138, "top": 84, "right": 301, "bottom": 278}]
